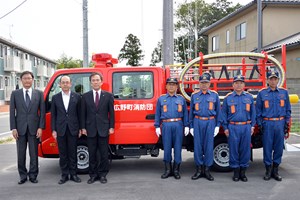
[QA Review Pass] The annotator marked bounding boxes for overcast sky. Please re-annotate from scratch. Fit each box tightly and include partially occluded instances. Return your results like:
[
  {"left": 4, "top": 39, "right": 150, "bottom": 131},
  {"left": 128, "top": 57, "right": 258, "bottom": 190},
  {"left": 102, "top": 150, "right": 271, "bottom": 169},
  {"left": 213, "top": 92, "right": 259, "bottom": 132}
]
[{"left": 0, "top": 0, "right": 251, "bottom": 64}]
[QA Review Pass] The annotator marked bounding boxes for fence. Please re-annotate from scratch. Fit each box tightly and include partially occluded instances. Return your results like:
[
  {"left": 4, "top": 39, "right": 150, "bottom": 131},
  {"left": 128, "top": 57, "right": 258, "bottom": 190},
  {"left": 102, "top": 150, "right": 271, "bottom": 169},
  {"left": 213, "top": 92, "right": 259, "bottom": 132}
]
[{"left": 291, "top": 101, "right": 300, "bottom": 133}]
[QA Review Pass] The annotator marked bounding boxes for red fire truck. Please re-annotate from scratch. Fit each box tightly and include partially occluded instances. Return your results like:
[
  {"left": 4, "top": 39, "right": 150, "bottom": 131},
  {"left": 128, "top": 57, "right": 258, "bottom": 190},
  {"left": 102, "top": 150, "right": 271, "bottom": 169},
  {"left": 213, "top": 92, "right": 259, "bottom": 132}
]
[{"left": 38, "top": 46, "right": 298, "bottom": 173}]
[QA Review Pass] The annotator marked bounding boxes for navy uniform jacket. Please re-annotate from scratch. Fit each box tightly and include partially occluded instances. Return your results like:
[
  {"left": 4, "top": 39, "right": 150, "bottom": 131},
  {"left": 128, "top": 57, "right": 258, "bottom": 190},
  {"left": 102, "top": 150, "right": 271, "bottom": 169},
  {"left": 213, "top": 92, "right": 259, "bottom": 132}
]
[
  {"left": 256, "top": 87, "right": 291, "bottom": 125},
  {"left": 154, "top": 93, "right": 188, "bottom": 128},
  {"left": 189, "top": 90, "right": 221, "bottom": 128},
  {"left": 222, "top": 91, "right": 256, "bottom": 130}
]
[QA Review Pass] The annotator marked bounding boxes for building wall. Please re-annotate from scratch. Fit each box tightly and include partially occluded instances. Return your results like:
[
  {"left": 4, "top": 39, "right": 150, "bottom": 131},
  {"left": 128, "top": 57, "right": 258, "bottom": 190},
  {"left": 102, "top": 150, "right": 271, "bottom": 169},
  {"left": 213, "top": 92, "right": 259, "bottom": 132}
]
[
  {"left": 207, "top": 8, "right": 257, "bottom": 54},
  {"left": 0, "top": 59, "right": 4, "bottom": 105},
  {"left": 273, "top": 47, "right": 300, "bottom": 96},
  {"left": 263, "top": 6, "right": 300, "bottom": 46},
  {"left": 204, "top": 3, "right": 300, "bottom": 87},
  {"left": 207, "top": 6, "right": 300, "bottom": 53}
]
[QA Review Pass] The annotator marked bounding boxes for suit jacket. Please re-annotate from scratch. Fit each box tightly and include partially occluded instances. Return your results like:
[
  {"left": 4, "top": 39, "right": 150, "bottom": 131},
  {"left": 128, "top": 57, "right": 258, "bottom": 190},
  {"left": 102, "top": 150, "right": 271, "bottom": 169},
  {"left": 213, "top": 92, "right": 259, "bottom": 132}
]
[
  {"left": 51, "top": 91, "right": 81, "bottom": 136},
  {"left": 81, "top": 90, "right": 115, "bottom": 137},
  {"left": 10, "top": 88, "right": 45, "bottom": 135}
]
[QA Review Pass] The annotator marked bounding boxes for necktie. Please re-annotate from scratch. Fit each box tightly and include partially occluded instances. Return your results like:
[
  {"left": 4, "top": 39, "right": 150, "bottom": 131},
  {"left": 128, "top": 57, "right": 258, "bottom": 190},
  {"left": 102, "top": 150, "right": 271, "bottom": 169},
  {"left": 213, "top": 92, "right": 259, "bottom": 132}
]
[
  {"left": 95, "top": 91, "right": 99, "bottom": 108},
  {"left": 25, "top": 90, "right": 31, "bottom": 108}
]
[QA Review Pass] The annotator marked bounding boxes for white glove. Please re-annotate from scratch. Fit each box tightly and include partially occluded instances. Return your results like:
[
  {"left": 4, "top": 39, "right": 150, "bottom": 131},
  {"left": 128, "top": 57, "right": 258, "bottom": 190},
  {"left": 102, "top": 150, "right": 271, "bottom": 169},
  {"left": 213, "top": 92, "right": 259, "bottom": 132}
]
[
  {"left": 214, "top": 127, "right": 219, "bottom": 137},
  {"left": 155, "top": 128, "right": 161, "bottom": 137},
  {"left": 184, "top": 127, "right": 189, "bottom": 136},
  {"left": 190, "top": 128, "right": 194, "bottom": 137},
  {"left": 251, "top": 127, "right": 255, "bottom": 135}
]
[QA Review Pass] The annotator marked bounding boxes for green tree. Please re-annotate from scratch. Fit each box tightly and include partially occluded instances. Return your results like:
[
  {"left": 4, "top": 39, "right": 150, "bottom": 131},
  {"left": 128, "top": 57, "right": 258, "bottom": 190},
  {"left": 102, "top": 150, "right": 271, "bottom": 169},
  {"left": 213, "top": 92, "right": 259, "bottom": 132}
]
[
  {"left": 118, "top": 33, "right": 144, "bottom": 66},
  {"left": 175, "top": 0, "right": 242, "bottom": 61},
  {"left": 150, "top": 0, "right": 242, "bottom": 64},
  {"left": 150, "top": 41, "right": 162, "bottom": 66},
  {"left": 56, "top": 54, "right": 95, "bottom": 69},
  {"left": 56, "top": 54, "right": 82, "bottom": 69}
]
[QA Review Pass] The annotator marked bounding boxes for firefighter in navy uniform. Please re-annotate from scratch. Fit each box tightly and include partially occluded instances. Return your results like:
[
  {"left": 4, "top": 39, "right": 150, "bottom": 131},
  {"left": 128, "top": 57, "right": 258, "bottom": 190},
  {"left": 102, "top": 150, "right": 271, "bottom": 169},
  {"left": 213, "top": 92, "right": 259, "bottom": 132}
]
[
  {"left": 154, "top": 78, "right": 189, "bottom": 179},
  {"left": 189, "top": 72, "right": 221, "bottom": 181},
  {"left": 222, "top": 75, "right": 256, "bottom": 182},
  {"left": 256, "top": 70, "right": 291, "bottom": 181}
]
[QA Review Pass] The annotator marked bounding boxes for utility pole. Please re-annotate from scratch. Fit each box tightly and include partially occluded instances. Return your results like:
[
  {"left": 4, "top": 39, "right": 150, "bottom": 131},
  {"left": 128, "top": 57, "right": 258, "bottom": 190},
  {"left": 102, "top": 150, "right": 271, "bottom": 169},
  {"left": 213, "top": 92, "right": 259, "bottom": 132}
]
[
  {"left": 194, "top": 1, "right": 198, "bottom": 58},
  {"left": 162, "top": 0, "right": 174, "bottom": 67},
  {"left": 83, "top": 0, "right": 89, "bottom": 67},
  {"left": 257, "top": 0, "right": 262, "bottom": 53}
]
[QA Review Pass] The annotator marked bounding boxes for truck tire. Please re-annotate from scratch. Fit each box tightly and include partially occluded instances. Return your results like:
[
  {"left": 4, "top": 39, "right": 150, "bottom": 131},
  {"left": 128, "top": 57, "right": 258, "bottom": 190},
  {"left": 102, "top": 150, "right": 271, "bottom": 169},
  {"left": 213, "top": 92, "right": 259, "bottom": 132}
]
[
  {"left": 213, "top": 136, "right": 231, "bottom": 172},
  {"left": 77, "top": 138, "right": 89, "bottom": 174}
]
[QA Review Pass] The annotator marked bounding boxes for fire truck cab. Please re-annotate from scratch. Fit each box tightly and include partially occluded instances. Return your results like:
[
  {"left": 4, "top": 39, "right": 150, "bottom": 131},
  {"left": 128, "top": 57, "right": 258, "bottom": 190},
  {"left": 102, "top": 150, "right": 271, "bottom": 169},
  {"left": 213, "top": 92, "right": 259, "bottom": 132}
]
[
  {"left": 39, "top": 53, "right": 176, "bottom": 173},
  {"left": 39, "top": 47, "right": 298, "bottom": 173}
]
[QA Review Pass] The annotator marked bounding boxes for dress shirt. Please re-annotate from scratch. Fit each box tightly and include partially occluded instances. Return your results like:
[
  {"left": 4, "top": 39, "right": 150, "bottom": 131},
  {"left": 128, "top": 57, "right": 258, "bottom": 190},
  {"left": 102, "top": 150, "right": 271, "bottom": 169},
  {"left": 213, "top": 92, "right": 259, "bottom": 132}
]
[
  {"left": 61, "top": 90, "right": 71, "bottom": 111},
  {"left": 93, "top": 89, "right": 101, "bottom": 103},
  {"left": 23, "top": 88, "right": 32, "bottom": 101}
]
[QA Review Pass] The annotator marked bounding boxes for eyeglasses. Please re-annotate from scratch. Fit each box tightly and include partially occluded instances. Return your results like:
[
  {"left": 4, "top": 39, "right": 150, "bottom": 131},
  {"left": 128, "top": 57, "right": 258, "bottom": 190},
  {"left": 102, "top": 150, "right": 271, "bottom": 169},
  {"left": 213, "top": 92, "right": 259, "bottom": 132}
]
[{"left": 22, "top": 77, "right": 33, "bottom": 80}]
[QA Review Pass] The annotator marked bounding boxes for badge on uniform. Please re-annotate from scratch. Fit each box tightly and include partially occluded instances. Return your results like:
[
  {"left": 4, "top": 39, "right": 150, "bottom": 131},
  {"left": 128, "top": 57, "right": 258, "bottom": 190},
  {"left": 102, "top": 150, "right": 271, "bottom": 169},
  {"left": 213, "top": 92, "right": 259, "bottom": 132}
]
[
  {"left": 178, "top": 104, "right": 182, "bottom": 112},
  {"left": 243, "top": 98, "right": 250, "bottom": 103}
]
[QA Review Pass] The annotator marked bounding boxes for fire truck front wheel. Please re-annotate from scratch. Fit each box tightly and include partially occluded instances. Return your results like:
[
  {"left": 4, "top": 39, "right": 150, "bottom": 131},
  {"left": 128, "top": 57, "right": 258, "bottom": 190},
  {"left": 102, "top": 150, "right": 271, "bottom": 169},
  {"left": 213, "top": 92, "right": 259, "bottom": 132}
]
[
  {"left": 77, "top": 138, "right": 89, "bottom": 174},
  {"left": 213, "top": 137, "right": 231, "bottom": 172}
]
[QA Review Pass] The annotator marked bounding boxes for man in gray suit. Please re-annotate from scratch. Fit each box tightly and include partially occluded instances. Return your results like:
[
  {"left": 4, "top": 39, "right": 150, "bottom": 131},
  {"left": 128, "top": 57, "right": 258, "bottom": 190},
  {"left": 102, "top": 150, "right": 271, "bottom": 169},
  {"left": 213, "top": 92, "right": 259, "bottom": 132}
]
[
  {"left": 81, "top": 72, "right": 115, "bottom": 184},
  {"left": 10, "top": 71, "right": 45, "bottom": 184},
  {"left": 51, "top": 75, "right": 82, "bottom": 184}
]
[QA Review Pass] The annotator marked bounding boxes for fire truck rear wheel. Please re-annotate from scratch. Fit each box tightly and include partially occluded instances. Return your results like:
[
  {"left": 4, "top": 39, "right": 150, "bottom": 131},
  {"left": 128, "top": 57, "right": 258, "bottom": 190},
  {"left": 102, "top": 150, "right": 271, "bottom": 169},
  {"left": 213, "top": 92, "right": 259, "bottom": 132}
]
[
  {"left": 77, "top": 139, "right": 89, "bottom": 174},
  {"left": 213, "top": 137, "right": 231, "bottom": 172}
]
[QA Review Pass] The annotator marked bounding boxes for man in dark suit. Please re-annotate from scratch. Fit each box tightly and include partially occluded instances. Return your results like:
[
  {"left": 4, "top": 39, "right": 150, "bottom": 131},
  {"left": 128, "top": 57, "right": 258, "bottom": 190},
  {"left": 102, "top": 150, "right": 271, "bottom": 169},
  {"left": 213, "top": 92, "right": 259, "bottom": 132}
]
[
  {"left": 51, "top": 75, "right": 82, "bottom": 184},
  {"left": 10, "top": 71, "right": 45, "bottom": 184},
  {"left": 81, "top": 72, "right": 115, "bottom": 184}
]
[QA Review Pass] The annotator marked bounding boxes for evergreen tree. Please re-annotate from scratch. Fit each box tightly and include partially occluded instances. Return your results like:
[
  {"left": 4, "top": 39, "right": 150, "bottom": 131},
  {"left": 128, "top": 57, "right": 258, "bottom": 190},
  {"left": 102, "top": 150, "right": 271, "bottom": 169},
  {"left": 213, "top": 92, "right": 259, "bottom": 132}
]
[
  {"left": 118, "top": 34, "right": 144, "bottom": 66},
  {"left": 150, "top": 41, "right": 162, "bottom": 66}
]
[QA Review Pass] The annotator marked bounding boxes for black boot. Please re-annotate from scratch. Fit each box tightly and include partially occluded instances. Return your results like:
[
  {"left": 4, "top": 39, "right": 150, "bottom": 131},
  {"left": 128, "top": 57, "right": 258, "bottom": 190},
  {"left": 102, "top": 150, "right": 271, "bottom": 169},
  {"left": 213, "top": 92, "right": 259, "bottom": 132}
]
[
  {"left": 272, "top": 163, "right": 282, "bottom": 181},
  {"left": 173, "top": 163, "right": 181, "bottom": 179},
  {"left": 161, "top": 162, "right": 172, "bottom": 179},
  {"left": 204, "top": 166, "right": 214, "bottom": 181},
  {"left": 232, "top": 168, "right": 240, "bottom": 182},
  {"left": 239, "top": 167, "right": 248, "bottom": 182},
  {"left": 263, "top": 165, "right": 272, "bottom": 181},
  {"left": 191, "top": 165, "right": 204, "bottom": 180}
]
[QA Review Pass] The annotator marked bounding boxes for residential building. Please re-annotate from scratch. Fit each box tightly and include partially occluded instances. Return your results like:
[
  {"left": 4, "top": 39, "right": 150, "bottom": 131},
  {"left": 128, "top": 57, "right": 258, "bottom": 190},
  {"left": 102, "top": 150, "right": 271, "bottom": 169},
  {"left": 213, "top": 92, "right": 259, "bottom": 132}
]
[
  {"left": 199, "top": 0, "right": 300, "bottom": 95},
  {"left": 0, "top": 36, "right": 56, "bottom": 105}
]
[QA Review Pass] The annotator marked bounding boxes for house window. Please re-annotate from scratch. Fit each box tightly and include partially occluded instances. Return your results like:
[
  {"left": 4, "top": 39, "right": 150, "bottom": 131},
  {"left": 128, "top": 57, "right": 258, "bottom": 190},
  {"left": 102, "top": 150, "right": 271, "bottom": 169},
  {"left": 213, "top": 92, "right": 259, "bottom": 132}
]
[
  {"left": 212, "top": 35, "right": 219, "bottom": 52},
  {"left": 0, "top": 44, "right": 3, "bottom": 58},
  {"left": 6, "top": 47, "right": 10, "bottom": 56},
  {"left": 236, "top": 22, "right": 246, "bottom": 40},
  {"left": 14, "top": 49, "right": 19, "bottom": 57},
  {"left": 37, "top": 80, "right": 40, "bottom": 87},
  {"left": 4, "top": 76, "right": 9, "bottom": 86},
  {"left": 0, "top": 76, "right": 3, "bottom": 89},
  {"left": 226, "top": 30, "right": 230, "bottom": 45}
]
